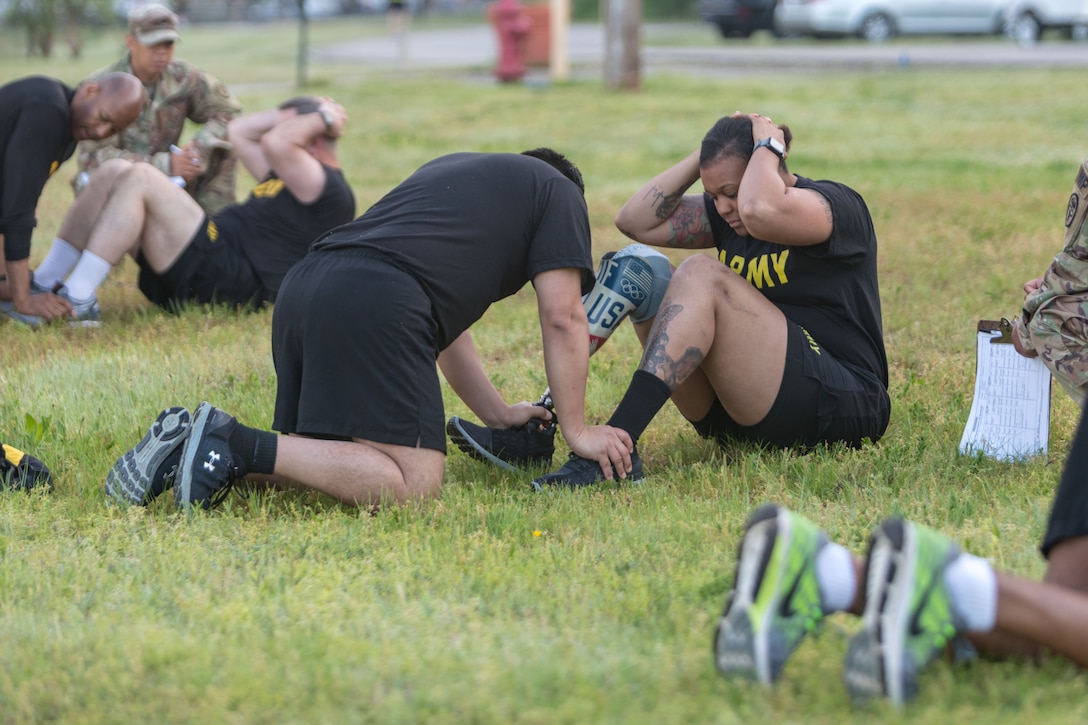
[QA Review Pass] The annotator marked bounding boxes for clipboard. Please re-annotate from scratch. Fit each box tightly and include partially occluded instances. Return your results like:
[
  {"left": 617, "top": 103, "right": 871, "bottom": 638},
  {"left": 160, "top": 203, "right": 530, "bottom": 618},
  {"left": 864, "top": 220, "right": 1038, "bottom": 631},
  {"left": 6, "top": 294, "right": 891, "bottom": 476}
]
[{"left": 958, "top": 319, "right": 1052, "bottom": 461}]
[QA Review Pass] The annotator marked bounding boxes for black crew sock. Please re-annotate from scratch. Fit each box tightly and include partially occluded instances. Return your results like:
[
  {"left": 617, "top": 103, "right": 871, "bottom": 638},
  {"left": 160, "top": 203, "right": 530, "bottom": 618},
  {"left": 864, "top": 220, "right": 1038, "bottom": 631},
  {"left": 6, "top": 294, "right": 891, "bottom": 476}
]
[
  {"left": 606, "top": 369, "right": 674, "bottom": 444},
  {"left": 228, "top": 423, "right": 278, "bottom": 476}
]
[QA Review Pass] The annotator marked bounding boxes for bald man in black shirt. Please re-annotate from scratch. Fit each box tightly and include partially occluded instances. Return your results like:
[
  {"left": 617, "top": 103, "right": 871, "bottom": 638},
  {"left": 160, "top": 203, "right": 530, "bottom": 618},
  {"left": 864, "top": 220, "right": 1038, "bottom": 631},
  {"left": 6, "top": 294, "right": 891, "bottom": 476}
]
[{"left": 0, "top": 73, "right": 144, "bottom": 323}]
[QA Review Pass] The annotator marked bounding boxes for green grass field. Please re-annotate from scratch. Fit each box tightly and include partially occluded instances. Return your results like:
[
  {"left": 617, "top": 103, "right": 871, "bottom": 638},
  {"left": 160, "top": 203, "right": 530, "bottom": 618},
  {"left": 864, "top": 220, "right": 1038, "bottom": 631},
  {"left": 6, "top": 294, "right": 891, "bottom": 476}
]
[{"left": 2, "top": 17, "right": 1087, "bottom": 723}]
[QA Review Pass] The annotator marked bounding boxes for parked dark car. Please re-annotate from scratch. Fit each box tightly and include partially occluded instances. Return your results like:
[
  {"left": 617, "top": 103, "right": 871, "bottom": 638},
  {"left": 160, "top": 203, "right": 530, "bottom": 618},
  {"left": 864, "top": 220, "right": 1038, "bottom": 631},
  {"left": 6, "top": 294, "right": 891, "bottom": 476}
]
[{"left": 699, "top": 0, "right": 779, "bottom": 37}]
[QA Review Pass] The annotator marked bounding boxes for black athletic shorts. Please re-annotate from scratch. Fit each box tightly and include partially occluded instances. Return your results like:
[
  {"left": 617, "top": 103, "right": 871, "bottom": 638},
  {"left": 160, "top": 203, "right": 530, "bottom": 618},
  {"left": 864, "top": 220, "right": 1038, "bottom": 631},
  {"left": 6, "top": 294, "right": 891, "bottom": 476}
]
[
  {"left": 136, "top": 217, "right": 263, "bottom": 309},
  {"left": 271, "top": 249, "right": 447, "bottom": 452},
  {"left": 690, "top": 320, "right": 890, "bottom": 449},
  {"left": 1042, "top": 410, "right": 1088, "bottom": 557}
]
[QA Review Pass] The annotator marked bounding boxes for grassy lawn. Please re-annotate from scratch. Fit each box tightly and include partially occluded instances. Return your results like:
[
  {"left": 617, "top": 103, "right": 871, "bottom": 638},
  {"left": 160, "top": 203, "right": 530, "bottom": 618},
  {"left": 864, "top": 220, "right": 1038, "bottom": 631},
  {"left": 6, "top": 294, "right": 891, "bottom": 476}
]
[{"left": 2, "top": 17, "right": 1088, "bottom": 723}]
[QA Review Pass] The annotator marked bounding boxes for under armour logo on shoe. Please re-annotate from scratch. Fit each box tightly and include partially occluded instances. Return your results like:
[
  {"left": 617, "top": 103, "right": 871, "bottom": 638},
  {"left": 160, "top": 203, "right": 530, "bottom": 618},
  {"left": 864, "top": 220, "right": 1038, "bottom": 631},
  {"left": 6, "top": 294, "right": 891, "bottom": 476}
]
[{"left": 203, "top": 450, "right": 221, "bottom": 471}]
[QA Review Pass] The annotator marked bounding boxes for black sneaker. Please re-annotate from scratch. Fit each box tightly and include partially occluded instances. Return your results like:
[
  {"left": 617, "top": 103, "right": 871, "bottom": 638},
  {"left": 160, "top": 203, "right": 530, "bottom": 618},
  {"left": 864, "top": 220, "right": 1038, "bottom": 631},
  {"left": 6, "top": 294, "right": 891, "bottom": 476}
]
[
  {"left": 0, "top": 443, "right": 54, "bottom": 492},
  {"left": 530, "top": 450, "right": 644, "bottom": 491},
  {"left": 105, "top": 406, "right": 192, "bottom": 506},
  {"left": 174, "top": 402, "right": 248, "bottom": 512},
  {"left": 446, "top": 416, "right": 555, "bottom": 471}
]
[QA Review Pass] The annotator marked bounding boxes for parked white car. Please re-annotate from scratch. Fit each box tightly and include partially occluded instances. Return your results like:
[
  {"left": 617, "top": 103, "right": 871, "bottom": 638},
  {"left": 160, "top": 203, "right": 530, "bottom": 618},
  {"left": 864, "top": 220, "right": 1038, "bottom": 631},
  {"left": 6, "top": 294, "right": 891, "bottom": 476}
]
[
  {"left": 775, "top": 0, "right": 1008, "bottom": 41},
  {"left": 1004, "top": 0, "right": 1088, "bottom": 44}
]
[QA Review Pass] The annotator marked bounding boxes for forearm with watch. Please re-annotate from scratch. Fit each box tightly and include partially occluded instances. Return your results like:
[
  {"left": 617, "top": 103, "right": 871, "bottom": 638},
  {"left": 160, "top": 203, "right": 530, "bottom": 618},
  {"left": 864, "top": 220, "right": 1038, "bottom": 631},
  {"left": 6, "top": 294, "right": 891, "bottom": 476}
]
[{"left": 753, "top": 136, "right": 786, "bottom": 159}]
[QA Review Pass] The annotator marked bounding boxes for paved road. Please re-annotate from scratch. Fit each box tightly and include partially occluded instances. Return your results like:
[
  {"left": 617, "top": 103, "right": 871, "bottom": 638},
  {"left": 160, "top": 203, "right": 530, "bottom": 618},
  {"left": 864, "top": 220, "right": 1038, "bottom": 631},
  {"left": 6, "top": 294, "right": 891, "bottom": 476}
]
[{"left": 311, "top": 22, "right": 1088, "bottom": 76}]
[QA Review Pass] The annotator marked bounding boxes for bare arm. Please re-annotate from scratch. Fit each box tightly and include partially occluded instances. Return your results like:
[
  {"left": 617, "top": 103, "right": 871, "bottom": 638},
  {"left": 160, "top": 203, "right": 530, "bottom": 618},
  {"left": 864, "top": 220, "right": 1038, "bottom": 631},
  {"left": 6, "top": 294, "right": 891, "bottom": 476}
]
[
  {"left": 437, "top": 330, "right": 554, "bottom": 428},
  {"left": 226, "top": 108, "right": 282, "bottom": 182},
  {"left": 737, "top": 113, "right": 832, "bottom": 247},
  {"left": 615, "top": 149, "right": 716, "bottom": 249},
  {"left": 260, "top": 100, "right": 347, "bottom": 204},
  {"left": 535, "top": 268, "right": 633, "bottom": 478}
]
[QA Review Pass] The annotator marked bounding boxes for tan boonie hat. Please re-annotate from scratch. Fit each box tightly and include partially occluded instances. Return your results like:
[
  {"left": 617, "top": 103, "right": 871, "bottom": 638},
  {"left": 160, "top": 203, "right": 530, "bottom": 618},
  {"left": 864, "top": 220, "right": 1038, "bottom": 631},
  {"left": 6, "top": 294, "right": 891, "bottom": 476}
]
[{"left": 128, "top": 3, "right": 180, "bottom": 46}]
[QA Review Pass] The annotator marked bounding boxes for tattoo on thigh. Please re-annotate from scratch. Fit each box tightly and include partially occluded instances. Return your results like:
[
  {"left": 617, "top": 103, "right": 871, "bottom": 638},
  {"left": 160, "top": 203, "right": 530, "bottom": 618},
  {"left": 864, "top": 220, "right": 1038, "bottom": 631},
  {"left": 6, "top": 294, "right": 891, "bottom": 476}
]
[{"left": 639, "top": 303, "right": 707, "bottom": 389}]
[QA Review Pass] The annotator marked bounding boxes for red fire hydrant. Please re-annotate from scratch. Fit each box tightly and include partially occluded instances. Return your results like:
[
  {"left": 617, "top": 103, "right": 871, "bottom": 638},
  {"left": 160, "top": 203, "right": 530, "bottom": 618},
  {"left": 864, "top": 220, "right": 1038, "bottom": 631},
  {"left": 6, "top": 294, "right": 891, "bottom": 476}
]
[{"left": 488, "top": 0, "right": 532, "bottom": 83}]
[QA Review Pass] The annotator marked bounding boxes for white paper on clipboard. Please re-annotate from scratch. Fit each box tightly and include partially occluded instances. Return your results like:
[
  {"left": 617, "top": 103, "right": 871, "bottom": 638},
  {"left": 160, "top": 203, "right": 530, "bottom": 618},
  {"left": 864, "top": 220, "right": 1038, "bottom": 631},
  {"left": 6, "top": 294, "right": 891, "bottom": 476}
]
[{"left": 958, "top": 319, "right": 1052, "bottom": 461}]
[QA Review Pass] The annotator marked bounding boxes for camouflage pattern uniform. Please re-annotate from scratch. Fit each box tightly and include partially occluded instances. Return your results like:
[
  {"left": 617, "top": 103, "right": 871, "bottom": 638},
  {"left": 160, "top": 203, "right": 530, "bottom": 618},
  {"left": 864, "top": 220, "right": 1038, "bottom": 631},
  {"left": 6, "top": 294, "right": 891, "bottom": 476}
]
[
  {"left": 1014, "top": 157, "right": 1088, "bottom": 407},
  {"left": 71, "top": 56, "right": 241, "bottom": 215}
]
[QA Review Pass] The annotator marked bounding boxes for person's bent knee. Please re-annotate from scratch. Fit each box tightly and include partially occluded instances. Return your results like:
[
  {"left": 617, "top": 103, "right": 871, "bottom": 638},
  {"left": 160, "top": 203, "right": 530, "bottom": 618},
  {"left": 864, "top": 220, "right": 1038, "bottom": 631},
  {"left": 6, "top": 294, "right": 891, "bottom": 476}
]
[
  {"left": 90, "top": 158, "right": 138, "bottom": 187},
  {"left": 410, "top": 477, "right": 443, "bottom": 502},
  {"left": 670, "top": 253, "right": 751, "bottom": 303}
]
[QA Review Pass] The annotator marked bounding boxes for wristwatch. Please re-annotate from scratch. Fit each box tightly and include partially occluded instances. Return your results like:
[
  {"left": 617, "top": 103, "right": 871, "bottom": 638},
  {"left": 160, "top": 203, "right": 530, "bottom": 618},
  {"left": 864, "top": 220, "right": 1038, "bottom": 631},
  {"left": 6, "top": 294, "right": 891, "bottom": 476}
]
[
  {"left": 754, "top": 137, "right": 786, "bottom": 159},
  {"left": 318, "top": 108, "right": 335, "bottom": 131}
]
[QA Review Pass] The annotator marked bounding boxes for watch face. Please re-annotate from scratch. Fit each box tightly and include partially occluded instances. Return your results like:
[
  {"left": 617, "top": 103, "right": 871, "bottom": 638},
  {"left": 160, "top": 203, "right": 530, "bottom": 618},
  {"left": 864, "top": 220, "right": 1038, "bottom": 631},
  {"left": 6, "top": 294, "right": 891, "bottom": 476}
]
[{"left": 757, "top": 138, "right": 784, "bottom": 158}]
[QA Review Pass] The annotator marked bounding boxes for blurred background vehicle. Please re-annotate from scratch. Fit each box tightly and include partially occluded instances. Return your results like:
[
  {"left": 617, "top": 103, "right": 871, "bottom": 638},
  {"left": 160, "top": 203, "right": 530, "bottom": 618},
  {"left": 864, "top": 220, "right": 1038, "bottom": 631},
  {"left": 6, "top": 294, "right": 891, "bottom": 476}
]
[
  {"left": 698, "top": 0, "right": 779, "bottom": 37},
  {"left": 774, "top": 0, "right": 1007, "bottom": 41},
  {"left": 1004, "top": 0, "right": 1088, "bottom": 44}
]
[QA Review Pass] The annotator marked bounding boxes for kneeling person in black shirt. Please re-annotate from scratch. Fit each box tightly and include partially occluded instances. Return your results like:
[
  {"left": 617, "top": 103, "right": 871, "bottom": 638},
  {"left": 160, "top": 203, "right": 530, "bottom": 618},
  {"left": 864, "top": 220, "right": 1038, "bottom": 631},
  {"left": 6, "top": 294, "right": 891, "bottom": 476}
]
[{"left": 108, "top": 149, "right": 636, "bottom": 512}]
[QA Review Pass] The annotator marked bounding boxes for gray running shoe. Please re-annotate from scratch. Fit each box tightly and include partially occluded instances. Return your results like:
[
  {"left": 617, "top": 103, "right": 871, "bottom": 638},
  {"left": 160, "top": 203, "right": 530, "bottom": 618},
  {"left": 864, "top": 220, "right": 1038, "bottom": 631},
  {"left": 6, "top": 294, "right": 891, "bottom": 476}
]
[
  {"left": 0, "top": 272, "right": 54, "bottom": 315},
  {"left": 3, "top": 281, "right": 100, "bottom": 327},
  {"left": 714, "top": 504, "right": 829, "bottom": 685},
  {"left": 105, "top": 407, "right": 192, "bottom": 506},
  {"left": 843, "top": 518, "right": 964, "bottom": 707},
  {"left": 57, "top": 287, "right": 101, "bottom": 327}
]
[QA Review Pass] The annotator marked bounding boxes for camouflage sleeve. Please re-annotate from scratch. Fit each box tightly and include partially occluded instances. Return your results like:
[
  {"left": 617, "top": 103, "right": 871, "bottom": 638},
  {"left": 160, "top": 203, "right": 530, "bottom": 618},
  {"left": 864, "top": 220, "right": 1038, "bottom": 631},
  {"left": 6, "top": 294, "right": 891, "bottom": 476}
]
[
  {"left": 1026, "top": 158, "right": 1088, "bottom": 312},
  {"left": 184, "top": 66, "right": 241, "bottom": 149},
  {"left": 1012, "top": 314, "right": 1033, "bottom": 348}
]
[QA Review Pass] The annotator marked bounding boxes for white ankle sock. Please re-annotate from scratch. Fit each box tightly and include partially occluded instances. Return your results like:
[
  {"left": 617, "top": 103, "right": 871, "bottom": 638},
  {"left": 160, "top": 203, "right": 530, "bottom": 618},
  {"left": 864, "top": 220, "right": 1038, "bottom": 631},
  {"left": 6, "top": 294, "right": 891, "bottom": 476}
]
[
  {"left": 815, "top": 542, "right": 856, "bottom": 613},
  {"left": 34, "top": 238, "right": 81, "bottom": 288},
  {"left": 944, "top": 553, "right": 997, "bottom": 632},
  {"left": 63, "top": 251, "right": 113, "bottom": 301}
]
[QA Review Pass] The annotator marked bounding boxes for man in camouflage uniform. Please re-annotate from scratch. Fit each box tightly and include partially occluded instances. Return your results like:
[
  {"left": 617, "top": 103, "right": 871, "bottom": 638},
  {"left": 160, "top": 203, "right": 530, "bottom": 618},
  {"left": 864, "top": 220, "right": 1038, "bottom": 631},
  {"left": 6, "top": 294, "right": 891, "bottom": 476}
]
[
  {"left": 1012, "top": 156, "right": 1088, "bottom": 407},
  {"left": 72, "top": 3, "right": 240, "bottom": 215}
]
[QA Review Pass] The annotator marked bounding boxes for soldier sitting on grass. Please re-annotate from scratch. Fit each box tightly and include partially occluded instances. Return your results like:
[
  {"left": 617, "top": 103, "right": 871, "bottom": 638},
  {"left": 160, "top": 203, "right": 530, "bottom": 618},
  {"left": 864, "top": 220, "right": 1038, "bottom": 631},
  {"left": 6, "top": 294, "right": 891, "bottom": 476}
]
[
  {"left": 72, "top": 3, "right": 241, "bottom": 216},
  {"left": 13, "top": 96, "right": 355, "bottom": 326}
]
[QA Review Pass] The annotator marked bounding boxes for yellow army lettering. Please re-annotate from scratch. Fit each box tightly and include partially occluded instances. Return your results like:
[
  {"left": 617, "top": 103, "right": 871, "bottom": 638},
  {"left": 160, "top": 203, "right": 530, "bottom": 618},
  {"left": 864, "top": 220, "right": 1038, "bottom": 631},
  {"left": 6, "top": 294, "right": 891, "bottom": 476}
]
[
  {"left": 801, "top": 327, "right": 821, "bottom": 355},
  {"left": 717, "top": 248, "right": 790, "bottom": 289},
  {"left": 252, "top": 178, "right": 285, "bottom": 198},
  {"left": 206, "top": 220, "right": 219, "bottom": 242}
]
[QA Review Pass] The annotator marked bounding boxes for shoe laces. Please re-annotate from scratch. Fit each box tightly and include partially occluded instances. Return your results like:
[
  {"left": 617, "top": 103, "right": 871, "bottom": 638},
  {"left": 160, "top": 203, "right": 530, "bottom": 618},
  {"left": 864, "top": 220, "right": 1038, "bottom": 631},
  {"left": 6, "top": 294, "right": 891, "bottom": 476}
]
[{"left": 206, "top": 476, "right": 237, "bottom": 509}]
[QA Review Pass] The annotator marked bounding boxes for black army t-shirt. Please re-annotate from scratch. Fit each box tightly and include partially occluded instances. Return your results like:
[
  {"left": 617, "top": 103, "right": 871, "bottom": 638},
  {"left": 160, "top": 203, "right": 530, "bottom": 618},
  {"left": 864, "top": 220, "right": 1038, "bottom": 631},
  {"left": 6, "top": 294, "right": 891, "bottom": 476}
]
[
  {"left": 213, "top": 165, "right": 356, "bottom": 301},
  {"left": 312, "top": 152, "right": 594, "bottom": 350},
  {"left": 706, "top": 175, "right": 888, "bottom": 386}
]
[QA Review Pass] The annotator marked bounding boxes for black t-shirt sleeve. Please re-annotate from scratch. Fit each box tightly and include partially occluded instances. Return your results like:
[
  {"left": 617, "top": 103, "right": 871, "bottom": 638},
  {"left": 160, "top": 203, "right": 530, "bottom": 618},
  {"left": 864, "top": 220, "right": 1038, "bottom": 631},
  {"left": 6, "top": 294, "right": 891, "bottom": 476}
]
[
  {"left": 2, "top": 104, "right": 68, "bottom": 261},
  {"left": 526, "top": 178, "right": 594, "bottom": 287},
  {"left": 806, "top": 179, "right": 872, "bottom": 262}
]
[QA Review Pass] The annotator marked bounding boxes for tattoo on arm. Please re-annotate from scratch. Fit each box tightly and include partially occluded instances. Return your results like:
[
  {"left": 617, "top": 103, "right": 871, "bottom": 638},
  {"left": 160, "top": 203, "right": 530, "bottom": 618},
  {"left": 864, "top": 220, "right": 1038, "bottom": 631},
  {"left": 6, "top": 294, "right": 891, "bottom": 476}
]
[
  {"left": 638, "top": 303, "right": 707, "bottom": 390},
  {"left": 646, "top": 185, "right": 685, "bottom": 221},
  {"left": 666, "top": 202, "right": 711, "bottom": 249}
]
